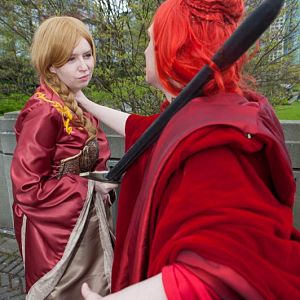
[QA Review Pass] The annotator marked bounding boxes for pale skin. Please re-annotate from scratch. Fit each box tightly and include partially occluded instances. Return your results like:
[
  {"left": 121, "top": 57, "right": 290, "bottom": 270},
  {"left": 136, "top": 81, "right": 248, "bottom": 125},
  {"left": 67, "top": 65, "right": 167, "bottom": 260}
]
[{"left": 81, "top": 274, "right": 167, "bottom": 300}]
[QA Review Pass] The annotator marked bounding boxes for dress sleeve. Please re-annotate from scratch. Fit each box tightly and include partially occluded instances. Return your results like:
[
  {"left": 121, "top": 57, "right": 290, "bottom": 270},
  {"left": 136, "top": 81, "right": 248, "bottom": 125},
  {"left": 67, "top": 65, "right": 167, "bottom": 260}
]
[
  {"left": 162, "top": 264, "right": 221, "bottom": 300},
  {"left": 11, "top": 102, "right": 88, "bottom": 220},
  {"left": 125, "top": 114, "right": 160, "bottom": 151}
]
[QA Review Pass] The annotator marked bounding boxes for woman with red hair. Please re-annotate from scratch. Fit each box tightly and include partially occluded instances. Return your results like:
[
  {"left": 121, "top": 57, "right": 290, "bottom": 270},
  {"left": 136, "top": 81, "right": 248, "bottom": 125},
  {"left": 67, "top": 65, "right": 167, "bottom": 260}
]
[{"left": 78, "top": 0, "right": 300, "bottom": 299}]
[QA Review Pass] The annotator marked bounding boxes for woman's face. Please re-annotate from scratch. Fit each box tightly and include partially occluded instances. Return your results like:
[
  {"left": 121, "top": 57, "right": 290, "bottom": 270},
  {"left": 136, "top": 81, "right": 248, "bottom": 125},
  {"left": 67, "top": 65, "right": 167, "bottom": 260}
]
[
  {"left": 145, "top": 24, "right": 161, "bottom": 90},
  {"left": 50, "top": 37, "right": 94, "bottom": 93}
]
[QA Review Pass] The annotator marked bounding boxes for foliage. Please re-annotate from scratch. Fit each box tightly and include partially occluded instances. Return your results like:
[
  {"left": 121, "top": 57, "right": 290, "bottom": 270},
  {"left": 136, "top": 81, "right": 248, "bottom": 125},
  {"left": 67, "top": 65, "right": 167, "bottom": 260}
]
[
  {"left": 86, "top": 0, "right": 164, "bottom": 113},
  {"left": 245, "top": 0, "right": 300, "bottom": 105},
  {"left": 0, "top": 0, "right": 299, "bottom": 114},
  {"left": 0, "top": 0, "right": 165, "bottom": 114},
  {"left": 0, "top": 93, "right": 28, "bottom": 115}
]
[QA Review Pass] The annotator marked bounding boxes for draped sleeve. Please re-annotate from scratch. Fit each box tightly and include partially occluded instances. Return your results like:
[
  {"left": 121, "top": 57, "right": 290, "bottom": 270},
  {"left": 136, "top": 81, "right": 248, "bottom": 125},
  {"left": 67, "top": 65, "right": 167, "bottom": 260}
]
[
  {"left": 125, "top": 114, "right": 160, "bottom": 151},
  {"left": 11, "top": 101, "right": 88, "bottom": 222},
  {"left": 162, "top": 264, "right": 221, "bottom": 300}
]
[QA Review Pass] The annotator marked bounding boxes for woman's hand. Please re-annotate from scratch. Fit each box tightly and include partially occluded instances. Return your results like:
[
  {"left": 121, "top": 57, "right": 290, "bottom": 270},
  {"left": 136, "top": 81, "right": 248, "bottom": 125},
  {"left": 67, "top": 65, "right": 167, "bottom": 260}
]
[
  {"left": 81, "top": 274, "right": 167, "bottom": 299},
  {"left": 75, "top": 90, "right": 129, "bottom": 137},
  {"left": 95, "top": 181, "right": 118, "bottom": 195},
  {"left": 82, "top": 283, "right": 103, "bottom": 300},
  {"left": 95, "top": 181, "right": 118, "bottom": 205},
  {"left": 75, "top": 90, "right": 89, "bottom": 106}
]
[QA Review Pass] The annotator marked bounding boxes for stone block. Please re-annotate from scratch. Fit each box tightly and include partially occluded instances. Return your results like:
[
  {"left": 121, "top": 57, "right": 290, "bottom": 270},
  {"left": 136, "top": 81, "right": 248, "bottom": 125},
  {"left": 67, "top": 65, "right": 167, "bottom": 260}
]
[
  {"left": 0, "top": 137, "right": 2, "bottom": 153},
  {"left": 106, "top": 135, "right": 124, "bottom": 159},
  {"left": 294, "top": 171, "right": 300, "bottom": 230},
  {"left": 285, "top": 141, "right": 300, "bottom": 169},
  {"left": 101, "top": 123, "right": 120, "bottom": 135},
  {"left": 2, "top": 155, "right": 14, "bottom": 218},
  {"left": 0, "top": 117, "right": 16, "bottom": 133},
  {"left": 0, "top": 153, "right": 13, "bottom": 229},
  {"left": 3, "top": 111, "right": 20, "bottom": 119},
  {"left": 0, "top": 133, "right": 16, "bottom": 155},
  {"left": 281, "top": 121, "right": 300, "bottom": 141}
]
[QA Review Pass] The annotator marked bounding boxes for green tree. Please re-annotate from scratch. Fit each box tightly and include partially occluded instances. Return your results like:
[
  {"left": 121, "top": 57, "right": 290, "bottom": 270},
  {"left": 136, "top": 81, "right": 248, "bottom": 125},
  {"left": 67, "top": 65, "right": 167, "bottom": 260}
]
[
  {"left": 0, "top": 0, "right": 299, "bottom": 114},
  {"left": 245, "top": 0, "right": 300, "bottom": 104}
]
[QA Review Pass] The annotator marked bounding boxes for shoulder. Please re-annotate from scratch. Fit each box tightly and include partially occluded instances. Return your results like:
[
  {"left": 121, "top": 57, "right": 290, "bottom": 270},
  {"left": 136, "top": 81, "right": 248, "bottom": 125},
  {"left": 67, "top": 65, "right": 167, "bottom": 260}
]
[
  {"left": 125, "top": 113, "right": 160, "bottom": 150},
  {"left": 15, "top": 94, "right": 63, "bottom": 135}
]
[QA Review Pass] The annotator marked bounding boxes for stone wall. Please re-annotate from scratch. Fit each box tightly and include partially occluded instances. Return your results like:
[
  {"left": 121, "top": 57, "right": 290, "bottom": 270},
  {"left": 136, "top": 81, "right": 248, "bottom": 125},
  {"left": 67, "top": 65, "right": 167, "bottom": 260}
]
[{"left": 1, "top": 112, "right": 299, "bottom": 229}]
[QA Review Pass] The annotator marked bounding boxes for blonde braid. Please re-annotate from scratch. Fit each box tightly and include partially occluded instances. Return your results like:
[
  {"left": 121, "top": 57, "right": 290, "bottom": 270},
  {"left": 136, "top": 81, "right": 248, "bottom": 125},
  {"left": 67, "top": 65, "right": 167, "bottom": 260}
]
[{"left": 47, "top": 75, "right": 97, "bottom": 139}]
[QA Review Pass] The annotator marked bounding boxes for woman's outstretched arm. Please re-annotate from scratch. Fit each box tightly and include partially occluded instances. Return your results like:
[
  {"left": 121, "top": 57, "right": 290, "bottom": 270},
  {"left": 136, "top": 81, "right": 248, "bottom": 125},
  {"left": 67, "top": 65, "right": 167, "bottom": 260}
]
[
  {"left": 76, "top": 91, "right": 130, "bottom": 137},
  {"left": 81, "top": 274, "right": 167, "bottom": 300}
]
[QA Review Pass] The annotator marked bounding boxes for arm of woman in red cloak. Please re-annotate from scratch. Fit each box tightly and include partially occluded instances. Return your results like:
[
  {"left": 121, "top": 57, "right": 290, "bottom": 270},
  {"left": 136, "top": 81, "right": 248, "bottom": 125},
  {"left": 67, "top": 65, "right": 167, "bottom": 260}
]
[
  {"left": 11, "top": 102, "right": 88, "bottom": 220},
  {"left": 81, "top": 266, "right": 219, "bottom": 300},
  {"left": 75, "top": 90, "right": 129, "bottom": 136},
  {"left": 82, "top": 274, "right": 167, "bottom": 300}
]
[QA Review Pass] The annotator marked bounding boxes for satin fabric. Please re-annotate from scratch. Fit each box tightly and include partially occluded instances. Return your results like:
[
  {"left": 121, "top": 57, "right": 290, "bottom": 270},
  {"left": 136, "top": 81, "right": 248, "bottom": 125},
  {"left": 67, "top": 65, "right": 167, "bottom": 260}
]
[
  {"left": 46, "top": 200, "right": 111, "bottom": 299},
  {"left": 11, "top": 82, "right": 110, "bottom": 291},
  {"left": 112, "top": 92, "right": 300, "bottom": 299}
]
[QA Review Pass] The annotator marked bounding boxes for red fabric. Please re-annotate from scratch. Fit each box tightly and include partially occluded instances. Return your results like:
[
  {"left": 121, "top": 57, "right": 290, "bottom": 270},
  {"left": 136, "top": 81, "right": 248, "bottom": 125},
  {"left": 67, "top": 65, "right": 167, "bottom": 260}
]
[
  {"left": 11, "top": 82, "right": 110, "bottom": 290},
  {"left": 162, "top": 263, "right": 221, "bottom": 300},
  {"left": 112, "top": 92, "right": 300, "bottom": 299}
]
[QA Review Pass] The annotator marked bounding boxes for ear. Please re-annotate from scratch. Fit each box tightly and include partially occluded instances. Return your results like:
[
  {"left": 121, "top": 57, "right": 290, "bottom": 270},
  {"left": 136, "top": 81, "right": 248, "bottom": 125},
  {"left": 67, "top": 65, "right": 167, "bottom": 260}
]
[{"left": 50, "top": 66, "right": 57, "bottom": 74}]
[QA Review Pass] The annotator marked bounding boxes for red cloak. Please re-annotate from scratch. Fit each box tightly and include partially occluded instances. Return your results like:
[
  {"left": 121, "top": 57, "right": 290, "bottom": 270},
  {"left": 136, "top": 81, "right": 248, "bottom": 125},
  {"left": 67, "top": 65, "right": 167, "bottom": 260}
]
[{"left": 112, "top": 92, "right": 300, "bottom": 299}]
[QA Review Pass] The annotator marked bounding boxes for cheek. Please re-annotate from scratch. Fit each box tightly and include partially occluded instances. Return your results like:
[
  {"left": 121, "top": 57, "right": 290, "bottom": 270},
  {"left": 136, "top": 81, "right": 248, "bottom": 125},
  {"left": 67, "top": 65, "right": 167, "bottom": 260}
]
[
  {"left": 88, "top": 57, "right": 95, "bottom": 67},
  {"left": 89, "top": 61, "right": 95, "bottom": 71},
  {"left": 56, "top": 68, "right": 74, "bottom": 85}
]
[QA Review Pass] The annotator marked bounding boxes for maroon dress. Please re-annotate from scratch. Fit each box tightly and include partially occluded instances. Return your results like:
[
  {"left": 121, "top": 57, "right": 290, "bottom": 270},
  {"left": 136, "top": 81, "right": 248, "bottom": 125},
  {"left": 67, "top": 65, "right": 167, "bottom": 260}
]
[{"left": 11, "top": 82, "right": 113, "bottom": 299}]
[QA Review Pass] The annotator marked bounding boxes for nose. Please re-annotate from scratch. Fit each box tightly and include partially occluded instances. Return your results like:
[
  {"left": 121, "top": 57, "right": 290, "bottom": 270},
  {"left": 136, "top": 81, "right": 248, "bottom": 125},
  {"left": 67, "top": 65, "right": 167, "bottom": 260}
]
[{"left": 78, "top": 57, "right": 88, "bottom": 71}]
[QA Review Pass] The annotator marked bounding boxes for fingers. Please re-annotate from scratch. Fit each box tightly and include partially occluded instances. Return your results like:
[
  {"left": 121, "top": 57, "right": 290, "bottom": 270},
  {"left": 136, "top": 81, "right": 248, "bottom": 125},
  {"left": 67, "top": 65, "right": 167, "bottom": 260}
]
[
  {"left": 81, "top": 283, "right": 103, "bottom": 300},
  {"left": 95, "top": 182, "right": 118, "bottom": 194},
  {"left": 81, "top": 282, "right": 90, "bottom": 298},
  {"left": 102, "top": 182, "right": 119, "bottom": 190}
]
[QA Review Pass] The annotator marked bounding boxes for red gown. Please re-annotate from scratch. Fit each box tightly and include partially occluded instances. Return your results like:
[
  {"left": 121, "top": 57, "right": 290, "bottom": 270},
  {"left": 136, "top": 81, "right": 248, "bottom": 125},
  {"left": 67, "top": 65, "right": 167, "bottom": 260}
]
[
  {"left": 11, "top": 82, "right": 112, "bottom": 298},
  {"left": 112, "top": 92, "right": 300, "bottom": 299}
]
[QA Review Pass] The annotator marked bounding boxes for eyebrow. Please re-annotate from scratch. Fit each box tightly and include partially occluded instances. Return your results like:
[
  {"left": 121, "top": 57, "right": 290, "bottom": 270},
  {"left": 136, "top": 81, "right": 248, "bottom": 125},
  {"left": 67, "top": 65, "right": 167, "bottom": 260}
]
[{"left": 71, "top": 49, "right": 92, "bottom": 56}]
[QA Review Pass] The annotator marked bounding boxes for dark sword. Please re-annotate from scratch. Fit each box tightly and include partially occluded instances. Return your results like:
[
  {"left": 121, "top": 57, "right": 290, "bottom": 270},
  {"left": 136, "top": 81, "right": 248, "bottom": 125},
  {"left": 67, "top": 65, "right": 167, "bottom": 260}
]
[{"left": 82, "top": 0, "right": 284, "bottom": 183}]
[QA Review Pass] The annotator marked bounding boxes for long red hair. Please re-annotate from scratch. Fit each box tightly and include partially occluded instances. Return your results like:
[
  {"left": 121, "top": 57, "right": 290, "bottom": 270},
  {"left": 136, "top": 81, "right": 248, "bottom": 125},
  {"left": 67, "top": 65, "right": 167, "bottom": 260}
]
[{"left": 153, "top": 0, "right": 246, "bottom": 96}]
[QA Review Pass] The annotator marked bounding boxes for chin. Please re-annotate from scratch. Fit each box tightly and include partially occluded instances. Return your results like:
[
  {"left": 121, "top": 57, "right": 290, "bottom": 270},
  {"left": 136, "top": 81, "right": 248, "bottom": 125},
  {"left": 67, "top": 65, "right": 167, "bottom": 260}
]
[
  {"left": 146, "top": 77, "right": 155, "bottom": 87},
  {"left": 77, "top": 83, "right": 90, "bottom": 90}
]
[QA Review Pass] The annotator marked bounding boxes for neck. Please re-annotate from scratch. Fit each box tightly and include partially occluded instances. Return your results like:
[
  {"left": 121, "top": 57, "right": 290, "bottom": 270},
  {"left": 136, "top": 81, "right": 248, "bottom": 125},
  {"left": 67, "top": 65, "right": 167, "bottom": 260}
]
[{"left": 164, "top": 91, "right": 176, "bottom": 103}]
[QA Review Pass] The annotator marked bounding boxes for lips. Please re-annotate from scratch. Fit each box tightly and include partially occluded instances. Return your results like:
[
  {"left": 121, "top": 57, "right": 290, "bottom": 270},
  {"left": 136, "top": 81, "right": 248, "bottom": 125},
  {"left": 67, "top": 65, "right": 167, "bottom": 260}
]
[{"left": 78, "top": 74, "right": 90, "bottom": 81}]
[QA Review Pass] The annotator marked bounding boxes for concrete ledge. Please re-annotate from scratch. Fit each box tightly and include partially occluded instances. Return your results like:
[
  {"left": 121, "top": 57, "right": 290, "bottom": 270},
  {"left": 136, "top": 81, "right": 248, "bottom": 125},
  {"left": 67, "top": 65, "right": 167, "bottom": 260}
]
[
  {"left": 281, "top": 120, "right": 300, "bottom": 141},
  {"left": 285, "top": 141, "right": 300, "bottom": 169},
  {"left": 2, "top": 155, "right": 13, "bottom": 213},
  {"left": 3, "top": 111, "right": 20, "bottom": 119},
  {"left": 0, "top": 117, "right": 16, "bottom": 132},
  {"left": 0, "top": 154, "right": 13, "bottom": 228},
  {"left": 107, "top": 135, "right": 125, "bottom": 159},
  {"left": 101, "top": 123, "right": 120, "bottom": 135},
  {"left": 293, "top": 171, "right": 300, "bottom": 229},
  {"left": 0, "top": 133, "right": 16, "bottom": 155}
]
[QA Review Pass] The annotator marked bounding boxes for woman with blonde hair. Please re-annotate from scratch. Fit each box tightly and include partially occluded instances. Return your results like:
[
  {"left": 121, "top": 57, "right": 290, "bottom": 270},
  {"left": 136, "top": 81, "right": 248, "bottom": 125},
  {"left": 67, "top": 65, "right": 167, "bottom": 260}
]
[{"left": 11, "top": 16, "right": 116, "bottom": 299}]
